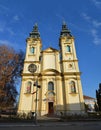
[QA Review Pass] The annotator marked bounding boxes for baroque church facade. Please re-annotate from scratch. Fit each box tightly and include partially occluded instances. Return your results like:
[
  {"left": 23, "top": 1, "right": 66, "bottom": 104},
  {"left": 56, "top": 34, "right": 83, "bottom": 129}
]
[{"left": 18, "top": 23, "right": 85, "bottom": 116}]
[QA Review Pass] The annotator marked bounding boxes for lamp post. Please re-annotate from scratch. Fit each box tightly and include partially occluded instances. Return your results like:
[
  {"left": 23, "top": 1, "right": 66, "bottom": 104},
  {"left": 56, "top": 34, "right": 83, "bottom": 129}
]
[
  {"left": 34, "top": 80, "right": 38, "bottom": 125},
  {"left": 33, "top": 80, "right": 41, "bottom": 125},
  {"left": 28, "top": 64, "right": 40, "bottom": 125}
]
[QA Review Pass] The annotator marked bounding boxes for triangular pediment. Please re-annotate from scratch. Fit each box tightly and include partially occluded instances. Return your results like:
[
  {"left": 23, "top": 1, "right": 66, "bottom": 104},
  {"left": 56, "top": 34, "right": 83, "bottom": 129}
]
[{"left": 42, "top": 47, "right": 59, "bottom": 53}]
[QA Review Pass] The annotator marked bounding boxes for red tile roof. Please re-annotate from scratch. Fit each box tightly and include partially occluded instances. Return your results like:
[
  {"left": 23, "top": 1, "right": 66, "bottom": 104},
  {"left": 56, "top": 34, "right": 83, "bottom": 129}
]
[{"left": 83, "top": 95, "right": 95, "bottom": 100}]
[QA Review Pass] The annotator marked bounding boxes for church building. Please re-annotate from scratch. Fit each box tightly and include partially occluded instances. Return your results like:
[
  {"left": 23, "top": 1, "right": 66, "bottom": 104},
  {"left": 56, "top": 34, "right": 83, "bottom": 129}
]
[{"left": 18, "top": 22, "right": 85, "bottom": 116}]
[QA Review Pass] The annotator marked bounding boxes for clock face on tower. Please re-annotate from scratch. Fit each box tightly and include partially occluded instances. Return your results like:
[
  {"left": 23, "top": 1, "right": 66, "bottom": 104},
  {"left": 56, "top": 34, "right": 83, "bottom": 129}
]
[{"left": 28, "top": 64, "right": 37, "bottom": 73}]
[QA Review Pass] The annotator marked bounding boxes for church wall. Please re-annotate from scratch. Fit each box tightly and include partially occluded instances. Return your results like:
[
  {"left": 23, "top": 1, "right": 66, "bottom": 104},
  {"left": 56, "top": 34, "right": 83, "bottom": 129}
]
[
  {"left": 62, "top": 76, "right": 84, "bottom": 114},
  {"left": 18, "top": 79, "right": 32, "bottom": 113},
  {"left": 43, "top": 54, "right": 56, "bottom": 70},
  {"left": 55, "top": 78, "right": 64, "bottom": 115},
  {"left": 39, "top": 78, "right": 47, "bottom": 115},
  {"left": 38, "top": 76, "right": 65, "bottom": 116},
  {"left": 18, "top": 23, "right": 85, "bottom": 116}
]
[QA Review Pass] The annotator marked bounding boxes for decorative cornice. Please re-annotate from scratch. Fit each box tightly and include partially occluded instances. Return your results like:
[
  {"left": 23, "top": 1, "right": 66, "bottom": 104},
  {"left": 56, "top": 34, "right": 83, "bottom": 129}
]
[
  {"left": 26, "top": 37, "right": 42, "bottom": 43},
  {"left": 60, "top": 59, "right": 78, "bottom": 63},
  {"left": 63, "top": 72, "right": 81, "bottom": 75},
  {"left": 22, "top": 73, "right": 40, "bottom": 76},
  {"left": 22, "top": 71, "right": 81, "bottom": 77},
  {"left": 42, "top": 51, "right": 59, "bottom": 54},
  {"left": 69, "top": 93, "right": 78, "bottom": 96},
  {"left": 22, "top": 78, "right": 34, "bottom": 81},
  {"left": 59, "top": 36, "right": 75, "bottom": 40},
  {"left": 24, "top": 61, "right": 40, "bottom": 63},
  {"left": 41, "top": 74, "right": 60, "bottom": 76}
]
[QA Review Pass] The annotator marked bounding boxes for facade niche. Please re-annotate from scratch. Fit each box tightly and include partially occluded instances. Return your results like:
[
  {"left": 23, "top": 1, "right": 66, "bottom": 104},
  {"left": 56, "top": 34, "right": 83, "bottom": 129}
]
[
  {"left": 26, "top": 81, "right": 32, "bottom": 93},
  {"left": 70, "top": 81, "right": 76, "bottom": 93}
]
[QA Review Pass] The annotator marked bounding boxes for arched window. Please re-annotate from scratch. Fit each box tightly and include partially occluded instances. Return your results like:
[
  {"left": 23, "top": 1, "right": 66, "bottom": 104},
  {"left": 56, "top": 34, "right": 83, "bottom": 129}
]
[
  {"left": 30, "top": 47, "right": 35, "bottom": 54},
  {"left": 26, "top": 81, "right": 32, "bottom": 93},
  {"left": 66, "top": 45, "right": 71, "bottom": 52},
  {"left": 70, "top": 81, "right": 76, "bottom": 93},
  {"left": 48, "top": 82, "right": 54, "bottom": 91}
]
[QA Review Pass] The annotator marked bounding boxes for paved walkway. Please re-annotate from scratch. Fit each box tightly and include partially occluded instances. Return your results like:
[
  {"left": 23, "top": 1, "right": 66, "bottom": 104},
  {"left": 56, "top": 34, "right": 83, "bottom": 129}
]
[
  {"left": 0, "top": 115, "right": 101, "bottom": 124},
  {"left": 37, "top": 115, "right": 61, "bottom": 121}
]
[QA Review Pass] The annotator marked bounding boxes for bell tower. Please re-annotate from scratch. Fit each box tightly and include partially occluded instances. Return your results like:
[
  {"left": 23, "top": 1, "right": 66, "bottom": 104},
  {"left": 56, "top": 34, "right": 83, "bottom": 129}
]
[
  {"left": 59, "top": 22, "right": 85, "bottom": 113},
  {"left": 59, "top": 22, "right": 80, "bottom": 73},
  {"left": 23, "top": 23, "right": 42, "bottom": 77},
  {"left": 25, "top": 23, "right": 42, "bottom": 71},
  {"left": 18, "top": 24, "right": 42, "bottom": 113}
]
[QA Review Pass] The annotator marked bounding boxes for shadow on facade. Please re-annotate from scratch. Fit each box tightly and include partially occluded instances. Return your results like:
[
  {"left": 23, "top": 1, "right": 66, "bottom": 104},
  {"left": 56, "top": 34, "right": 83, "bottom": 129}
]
[
  {"left": 55, "top": 103, "right": 85, "bottom": 116},
  {"left": 36, "top": 102, "right": 85, "bottom": 117}
]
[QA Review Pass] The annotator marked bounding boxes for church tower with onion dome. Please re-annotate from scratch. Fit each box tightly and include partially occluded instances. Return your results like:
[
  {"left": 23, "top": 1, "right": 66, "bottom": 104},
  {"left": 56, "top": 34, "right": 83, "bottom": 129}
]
[{"left": 18, "top": 22, "right": 85, "bottom": 116}]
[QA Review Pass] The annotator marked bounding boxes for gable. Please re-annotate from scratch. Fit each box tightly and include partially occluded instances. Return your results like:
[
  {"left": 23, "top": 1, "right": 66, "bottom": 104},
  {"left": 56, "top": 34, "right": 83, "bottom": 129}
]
[{"left": 42, "top": 47, "right": 59, "bottom": 53}]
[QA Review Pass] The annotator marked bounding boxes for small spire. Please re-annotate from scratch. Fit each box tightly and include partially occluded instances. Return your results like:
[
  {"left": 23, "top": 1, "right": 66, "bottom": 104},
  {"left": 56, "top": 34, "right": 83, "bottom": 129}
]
[
  {"left": 63, "top": 21, "right": 66, "bottom": 25},
  {"left": 62, "top": 20, "right": 66, "bottom": 26},
  {"left": 60, "top": 22, "right": 72, "bottom": 37},
  {"left": 62, "top": 21, "right": 67, "bottom": 30},
  {"left": 30, "top": 23, "right": 40, "bottom": 38},
  {"left": 33, "top": 23, "right": 39, "bottom": 32}
]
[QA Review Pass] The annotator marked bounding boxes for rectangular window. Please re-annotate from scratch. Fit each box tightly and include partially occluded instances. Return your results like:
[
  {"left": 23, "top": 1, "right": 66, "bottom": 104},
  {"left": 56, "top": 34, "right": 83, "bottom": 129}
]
[
  {"left": 66, "top": 45, "right": 71, "bottom": 52},
  {"left": 30, "top": 47, "right": 35, "bottom": 54}
]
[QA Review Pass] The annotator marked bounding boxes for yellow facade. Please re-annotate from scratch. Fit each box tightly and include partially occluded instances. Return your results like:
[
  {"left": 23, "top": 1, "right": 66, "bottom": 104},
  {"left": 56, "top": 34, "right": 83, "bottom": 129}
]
[{"left": 18, "top": 23, "right": 85, "bottom": 116}]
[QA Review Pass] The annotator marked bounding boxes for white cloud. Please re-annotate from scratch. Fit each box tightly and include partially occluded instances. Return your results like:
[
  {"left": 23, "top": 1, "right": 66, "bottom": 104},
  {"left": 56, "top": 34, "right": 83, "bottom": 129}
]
[
  {"left": 56, "top": 14, "right": 65, "bottom": 21},
  {"left": 0, "top": 40, "right": 12, "bottom": 45},
  {"left": 91, "top": 29, "right": 101, "bottom": 45},
  {"left": 92, "top": 0, "right": 101, "bottom": 7},
  {"left": 82, "top": 13, "right": 101, "bottom": 28},
  {"left": 0, "top": 4, "right": 9, "bottom": 11},
  {"left": 0, "top": 39, "right": 24, "bottom": 50},
  {"left": 0, "top": 21, "right": 15, "bottom": 35},
  {"left": 92, "top": 20, "right": 101, "bottom": 28},
  {"left": 0, "top": 40, "right": 20, "bottom": 50},
  {"left": 13, "top": 15, "right": 20, "bottom": 21},
  {"left": 7, "top": 28, "right": 15, "bottom": 35},
  {"left": 81, "top": 13, "right": 101, "bottom": 45},
  {"left": 82, "top": 13, "right": 91, "bottom": 22},
  {"left": 0, "top": 4, "right": 9, "bottom": 15},
  {"left": 0, "top": 27, "right": 4, "bottom": 32},
  {"left": 0, "top": 22, "right": 6, "bottom": 32},
  {"left": 0, "top": 26, "right": 15, "bottom": 35}
]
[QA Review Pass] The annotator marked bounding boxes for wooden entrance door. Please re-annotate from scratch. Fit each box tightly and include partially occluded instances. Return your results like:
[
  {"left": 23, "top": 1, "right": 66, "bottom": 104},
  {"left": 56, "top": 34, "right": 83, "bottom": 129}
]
[{"left": 48, "top": 102, "right": 54, "bottom": 115}]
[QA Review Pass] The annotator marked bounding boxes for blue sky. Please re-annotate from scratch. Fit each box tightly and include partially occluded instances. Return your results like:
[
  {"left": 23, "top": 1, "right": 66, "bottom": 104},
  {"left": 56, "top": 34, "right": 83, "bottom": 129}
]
[{"left": 0, "top": 0, "right": 101, "bottom": 98}]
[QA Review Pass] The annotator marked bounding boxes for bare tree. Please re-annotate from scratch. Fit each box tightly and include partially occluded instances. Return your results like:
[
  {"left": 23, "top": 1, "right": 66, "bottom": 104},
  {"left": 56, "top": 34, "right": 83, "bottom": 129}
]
[{"left": 0, "top": 44, "right": 24, "bottom": 110}]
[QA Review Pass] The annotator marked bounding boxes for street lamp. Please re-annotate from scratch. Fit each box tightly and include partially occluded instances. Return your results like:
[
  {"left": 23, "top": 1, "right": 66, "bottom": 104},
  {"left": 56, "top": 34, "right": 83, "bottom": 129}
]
[
  {"left": 28, "top": 64, "right": 41, "bottom": 124},
  {"left": 33, "top": 80, "right": 41, "bottom": 125}
]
